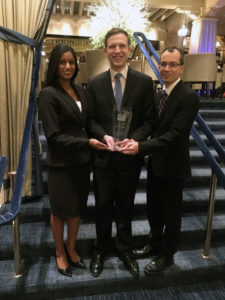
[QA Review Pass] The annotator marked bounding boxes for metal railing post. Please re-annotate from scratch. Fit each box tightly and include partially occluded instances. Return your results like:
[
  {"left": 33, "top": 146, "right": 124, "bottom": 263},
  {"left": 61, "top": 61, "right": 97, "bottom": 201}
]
[
  {"left": 202, "top": 172, "right": 217, "bottom": 258},
  {"left": 9, "top": 171, "right": 22, "bottom": 277},
  {"left": 12, "top": 216, "right": 22, "bottom": 276},
  {"left": 141, "top": 50, "right": 145, "bottom": 73}
]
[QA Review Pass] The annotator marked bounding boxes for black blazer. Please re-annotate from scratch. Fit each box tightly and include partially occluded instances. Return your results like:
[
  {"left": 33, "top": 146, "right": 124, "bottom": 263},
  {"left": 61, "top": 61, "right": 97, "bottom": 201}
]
[
  {"left": 38, "top": 82, "right": 92, "bottom": 167},
  {"left": 139, "top": 80, "right": 200, "bottom": 180},
  {"left": 87, "top": 67, "right": 155, "bottom": 169}
]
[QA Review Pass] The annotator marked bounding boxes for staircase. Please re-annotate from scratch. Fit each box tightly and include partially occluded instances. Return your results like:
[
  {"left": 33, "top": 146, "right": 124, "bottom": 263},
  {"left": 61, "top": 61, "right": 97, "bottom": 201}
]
[{"left": 1, "top": 99, "right": 225, "bottom": 299}]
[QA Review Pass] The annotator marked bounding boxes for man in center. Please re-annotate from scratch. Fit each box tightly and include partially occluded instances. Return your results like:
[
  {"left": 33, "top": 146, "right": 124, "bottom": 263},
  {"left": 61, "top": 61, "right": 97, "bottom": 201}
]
[{"left": 87, "top": 28, "right": 155, "bottom": 277}]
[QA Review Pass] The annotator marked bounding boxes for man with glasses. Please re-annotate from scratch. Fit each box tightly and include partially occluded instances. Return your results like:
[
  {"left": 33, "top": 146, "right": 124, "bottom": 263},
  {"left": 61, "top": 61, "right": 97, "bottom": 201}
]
[{"left": 120, "top": 46, "right": 199, "bottom": 273}]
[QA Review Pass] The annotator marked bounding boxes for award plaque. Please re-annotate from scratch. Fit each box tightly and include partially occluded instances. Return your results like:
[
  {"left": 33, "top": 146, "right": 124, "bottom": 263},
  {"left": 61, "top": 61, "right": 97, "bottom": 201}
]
[{"left": 112, "top": 106, "right": 132, "bottom": 148}]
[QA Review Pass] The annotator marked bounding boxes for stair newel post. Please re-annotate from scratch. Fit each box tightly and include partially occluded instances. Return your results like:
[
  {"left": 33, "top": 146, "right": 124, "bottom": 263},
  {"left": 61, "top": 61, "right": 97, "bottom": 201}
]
[
  {"left": 9, "top": 171, "right": 22, "bottom": 277},
  {"left": 141, "top": 49, "right": 145, "bottom": 73},
  {"left": 203, "top": 172, "right": 217, "bottom": 258}
]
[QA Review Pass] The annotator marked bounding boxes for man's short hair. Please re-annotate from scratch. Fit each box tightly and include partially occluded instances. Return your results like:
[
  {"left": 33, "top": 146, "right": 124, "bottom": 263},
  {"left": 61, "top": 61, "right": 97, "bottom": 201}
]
[
  {"left": 161, "top": 46, "right": 185, "bottom": 65},
  {"left": 104, "top": 28, "right": 130, "bottom": 47}
]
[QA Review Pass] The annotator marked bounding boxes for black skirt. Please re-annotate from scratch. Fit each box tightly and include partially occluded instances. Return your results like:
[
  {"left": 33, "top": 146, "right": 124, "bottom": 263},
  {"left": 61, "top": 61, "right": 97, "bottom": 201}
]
[{"left": 47, "top": 164, "right": 91, "bottom": 218}]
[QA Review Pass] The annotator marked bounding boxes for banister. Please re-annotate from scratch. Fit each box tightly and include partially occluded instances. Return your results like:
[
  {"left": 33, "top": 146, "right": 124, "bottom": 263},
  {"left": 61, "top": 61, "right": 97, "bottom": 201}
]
[
  {"left": 195, "top": 113, "right": 225, "bottom": 163},
  {"left": 0, "top": 0, "right": 53, "bottom": 226},
  {"left": 0, "top": 156, "right": 8, "bottom": 192},
  {"left": 133, "top": 32, "right": 163, "bottom": 85},
  {"left": 0, "top": 1, "right": 54, "bottom": 276}
]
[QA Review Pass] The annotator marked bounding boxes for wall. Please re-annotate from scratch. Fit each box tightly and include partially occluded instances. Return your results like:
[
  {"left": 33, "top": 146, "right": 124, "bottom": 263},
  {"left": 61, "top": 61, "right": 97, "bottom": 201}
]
[{"left": 47, "top": 14, "right": 91, "bottom": 37}]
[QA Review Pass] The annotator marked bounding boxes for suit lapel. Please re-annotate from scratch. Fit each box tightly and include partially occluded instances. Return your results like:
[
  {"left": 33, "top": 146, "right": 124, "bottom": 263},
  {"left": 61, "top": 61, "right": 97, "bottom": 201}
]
[
  {"left": 56, "top": 84, "right": 85, "bottom": 124},
  {"left": 101, "top": 68, "right": 138, "bottom": 109},
  {"left": 74, "top": 85, "right": 87, "bottom": 123},
  {"left": 157, "top": 80, "right": 183, "bottom": 120},
  {"left": 102, "top": 70, "right": 115, "bottom": 108},
  {"left": 122, "top": 67, "right": 136, "bottom": 108}
]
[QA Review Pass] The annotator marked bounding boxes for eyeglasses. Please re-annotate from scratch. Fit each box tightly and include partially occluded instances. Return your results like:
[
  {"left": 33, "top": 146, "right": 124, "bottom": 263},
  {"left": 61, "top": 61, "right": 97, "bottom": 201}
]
[
  {"left": 159, "top": 62, "right": 181, "bottom": 68},
  {"left": 59, "top": 60, "right": 75, "bottom": 66}
]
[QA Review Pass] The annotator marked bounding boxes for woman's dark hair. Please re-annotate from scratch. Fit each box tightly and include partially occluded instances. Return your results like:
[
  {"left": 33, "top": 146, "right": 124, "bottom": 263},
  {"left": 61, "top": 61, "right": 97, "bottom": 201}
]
[{"left": 45, "top": 43, "right": 79, "bottom": 87}]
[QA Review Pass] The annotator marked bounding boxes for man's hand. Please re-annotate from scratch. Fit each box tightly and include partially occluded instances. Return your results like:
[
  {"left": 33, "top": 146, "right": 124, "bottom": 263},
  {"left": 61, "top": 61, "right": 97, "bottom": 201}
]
[
  {"left": 89, "top": 139, "right": 108, "bottom": 150},
  {"left": 118, "top": 139, "right": 139, "bottom": 155},
  {"left": 103, "top": 135, "right": 116, "bottom": 151},
  {"left": 116, "top": 138, "right": 135, "bottom": 148}
]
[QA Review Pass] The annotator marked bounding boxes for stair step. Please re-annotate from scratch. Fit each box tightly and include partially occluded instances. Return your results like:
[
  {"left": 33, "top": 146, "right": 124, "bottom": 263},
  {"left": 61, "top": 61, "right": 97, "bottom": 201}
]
[
  {"left": 190, "top": 134, "right": 225, "bottom": 149},
  {"left": 190, "top": 149, "right": 221, "bottom": 167},
  {"left": 200, "top": 110, "right": 225, "bottom": 119},
  {"left": 1, "top": 244, "right": 225, "bottom": 299},
  {"left": 195, "top": 121, "right": 225, "bottom": 132},
  {"left": 200, "top": 99, "right": 225, "bottom": 109},
  {"left": 1, "top": 213, "right": 225, "bottom": 260}
]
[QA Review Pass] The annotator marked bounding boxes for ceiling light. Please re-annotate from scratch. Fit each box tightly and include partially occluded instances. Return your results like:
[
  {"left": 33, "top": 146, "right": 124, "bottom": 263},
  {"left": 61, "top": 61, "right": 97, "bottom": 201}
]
[
  {"left": 216, "top": 41, "right": 221, "bottom": 48},
  {"left": 178, "top": 23, "right": 188, "bottom": 37},
  {"left": 189, "top": 13, "right": 197, "bottom": 20}
]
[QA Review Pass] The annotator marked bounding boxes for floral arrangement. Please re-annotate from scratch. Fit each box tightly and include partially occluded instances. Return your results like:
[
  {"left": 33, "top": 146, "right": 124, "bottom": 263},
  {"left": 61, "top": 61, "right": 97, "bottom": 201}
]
[{"left": 89, "top": 0, "right": 150, "bottom": 50}]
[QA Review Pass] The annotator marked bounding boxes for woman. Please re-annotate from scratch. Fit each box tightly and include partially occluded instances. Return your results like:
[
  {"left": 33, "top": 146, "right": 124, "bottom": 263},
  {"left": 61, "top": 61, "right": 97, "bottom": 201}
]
[{"left": 38, "top": 44, "right": 106, "bottom": 277}]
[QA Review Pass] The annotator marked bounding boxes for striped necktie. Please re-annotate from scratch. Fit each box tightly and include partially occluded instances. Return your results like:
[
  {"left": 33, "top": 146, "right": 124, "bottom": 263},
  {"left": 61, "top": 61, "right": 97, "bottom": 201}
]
[
  {"left": 159, "top": 90, "right": 168, "bottom": 116},
  {"left": 114, "top": 73, "right": 122, "bottom": 110}
]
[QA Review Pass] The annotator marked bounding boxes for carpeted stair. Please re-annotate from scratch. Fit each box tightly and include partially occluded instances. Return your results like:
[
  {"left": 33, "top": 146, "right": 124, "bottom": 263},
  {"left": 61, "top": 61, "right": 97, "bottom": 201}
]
[{"left": 1, "top": 99, "right": 225, "bottom": 299}]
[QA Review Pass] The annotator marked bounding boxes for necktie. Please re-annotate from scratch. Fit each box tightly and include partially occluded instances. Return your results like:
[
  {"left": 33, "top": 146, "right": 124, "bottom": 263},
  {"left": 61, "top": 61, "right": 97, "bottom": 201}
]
[
  {"left": 114, "top": 73, "right": 122, "bottom": 110},
  {"left": 159, "top": 90, "right": 168, "bottom": 116}
]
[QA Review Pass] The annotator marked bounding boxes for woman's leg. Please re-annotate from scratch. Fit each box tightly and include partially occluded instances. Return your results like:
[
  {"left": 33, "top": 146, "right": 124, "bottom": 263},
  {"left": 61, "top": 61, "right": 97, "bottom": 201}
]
[
  {"left": 50, "top": 213, "right": 69, "bottom": 269},
  {"left": 66, "top": 216, "right": 81, "bottom": 262}
]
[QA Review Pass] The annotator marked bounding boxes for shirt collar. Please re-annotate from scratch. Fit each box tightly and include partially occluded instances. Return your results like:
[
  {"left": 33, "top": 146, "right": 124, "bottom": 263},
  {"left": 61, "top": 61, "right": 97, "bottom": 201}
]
[
  {"left": 110, "top": 64, "right": 128, "bottom": 81},
  {"left": 163, "top": 78, "right": 181, "bottom": 96}
]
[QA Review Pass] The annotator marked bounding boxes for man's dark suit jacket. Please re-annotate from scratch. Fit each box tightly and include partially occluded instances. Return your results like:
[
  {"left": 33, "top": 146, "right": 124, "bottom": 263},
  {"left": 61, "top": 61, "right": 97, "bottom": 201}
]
[
  {"left": 87, "top": 67, "right": 155, "bottom": 169},
  {"left": 38, "top": 82, "right": 92, "bottom": 167},
  {"left": 139, "top": 80, "right": 199, "bottom": 179}
]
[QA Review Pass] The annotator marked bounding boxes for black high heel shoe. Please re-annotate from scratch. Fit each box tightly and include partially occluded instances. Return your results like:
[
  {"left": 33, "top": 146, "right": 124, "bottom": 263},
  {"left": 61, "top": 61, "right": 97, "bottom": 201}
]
[
  {"left": 64, "top": 244, "right": 86, "bottom": 269},
  {"left": 55, "top": 253, "right": 72, "bottom": 277}
]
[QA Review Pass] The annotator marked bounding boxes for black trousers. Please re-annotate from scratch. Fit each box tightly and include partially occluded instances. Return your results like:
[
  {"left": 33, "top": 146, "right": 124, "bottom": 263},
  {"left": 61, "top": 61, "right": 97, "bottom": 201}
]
[
  {"left": 93, "top": 165, "right": 141, "bottom": 254},
  {"left": 147, "top": 172, "right": 184, "bottom": 257}
]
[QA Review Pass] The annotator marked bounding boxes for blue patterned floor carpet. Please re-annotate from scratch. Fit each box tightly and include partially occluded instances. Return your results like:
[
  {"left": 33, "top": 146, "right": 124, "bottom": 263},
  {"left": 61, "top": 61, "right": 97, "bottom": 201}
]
[{"left": 69, "top": 280, "right": 225, "bottom": 300}]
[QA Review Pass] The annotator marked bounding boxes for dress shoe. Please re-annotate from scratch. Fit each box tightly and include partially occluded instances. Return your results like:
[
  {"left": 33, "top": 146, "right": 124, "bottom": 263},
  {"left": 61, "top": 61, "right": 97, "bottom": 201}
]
[
  {"left": 144, "top": 255, "right": 174, "bottom": 274},
  {"left": 132, "top": 244, "right": 159, "bottom": 258},
  {"left": 64, "top": 244, "right": 86, "bottom": 269},
  {"left": 70, "top": 259, "right": 86, "bottom": 269},
  {"left": 90, "top": 252, "right": 104, "bottom": 277},
  {"left": 57, "top": 266, "right": 72, "bottom": 277},
  {"left": 55, "top": 254, "right": 72, "bottom": 277},
  {"left": 118, "top": 253, "right": 139, "bottom": 277}
]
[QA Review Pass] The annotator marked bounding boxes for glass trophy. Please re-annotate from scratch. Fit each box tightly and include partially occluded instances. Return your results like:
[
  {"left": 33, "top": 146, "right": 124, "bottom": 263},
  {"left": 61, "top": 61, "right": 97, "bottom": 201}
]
[{"left": 112, "top": 106, "right": 132, "bottom": 149}]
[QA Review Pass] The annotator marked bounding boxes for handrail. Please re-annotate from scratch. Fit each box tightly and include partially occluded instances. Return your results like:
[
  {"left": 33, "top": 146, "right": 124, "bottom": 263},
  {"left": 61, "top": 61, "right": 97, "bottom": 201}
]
[
  {"left": 191, "top": 119, "right": 225, "bottom": 257},
  {"left": 196, "top": 113, "right": 225, "bottom": 163},
  {"left": 0, "top": 1, "right": 54, "bottom": 277},
  {"left": 191, "top": 124, "right": 225, "bottom": 187},
  {"left": 0, "top": 1, "right": 53, "bottom": 226},
  {"left": 0, "top": 42, "right": 42, "bottom": 226},
  {"left": 133, "top": 31, "right": 225, "bottom": 257},
  {"left": 0, "top": 156, "right": 8, "bottom": 191},
  {"left": 133, "top": 32, "right": 163, "bottom": 85}
]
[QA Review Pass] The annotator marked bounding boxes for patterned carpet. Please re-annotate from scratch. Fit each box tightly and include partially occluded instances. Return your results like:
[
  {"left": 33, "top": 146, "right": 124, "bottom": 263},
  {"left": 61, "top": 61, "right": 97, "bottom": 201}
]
[{"left": 71, "top": 280, "right": 225, "bottom": 300}]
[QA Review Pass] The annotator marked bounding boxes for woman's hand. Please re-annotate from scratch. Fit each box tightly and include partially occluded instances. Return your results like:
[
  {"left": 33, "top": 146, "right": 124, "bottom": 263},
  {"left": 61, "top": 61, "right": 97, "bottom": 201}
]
[{"left": 89, "top": 139, "right": 107, "bottom": 150}]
